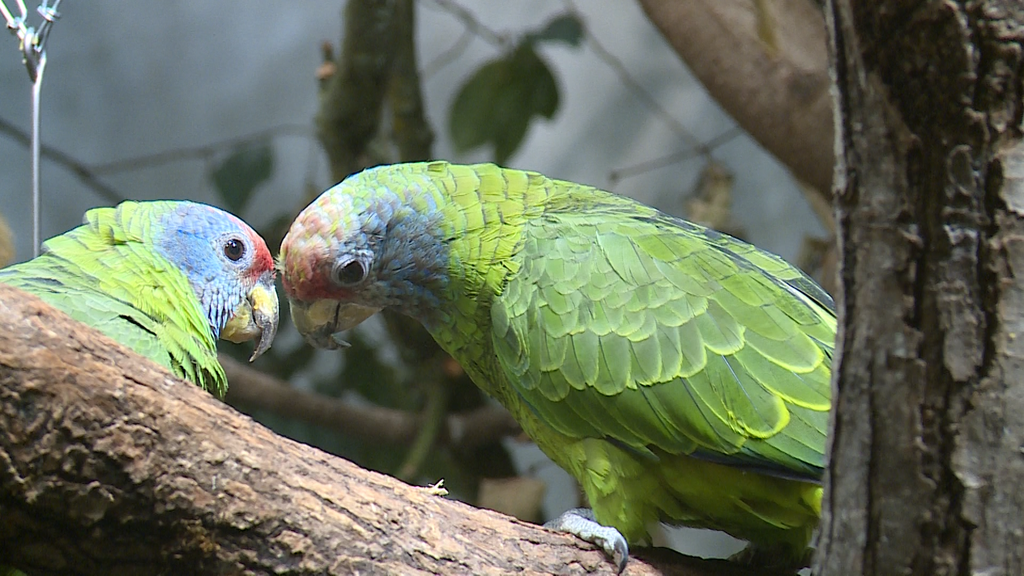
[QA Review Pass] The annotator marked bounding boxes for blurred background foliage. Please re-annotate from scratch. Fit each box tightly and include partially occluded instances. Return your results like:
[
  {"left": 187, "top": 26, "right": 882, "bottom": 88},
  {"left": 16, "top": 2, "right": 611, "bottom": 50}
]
[{"left": 0, "top": 0, "right": 833, "bottom": 559}]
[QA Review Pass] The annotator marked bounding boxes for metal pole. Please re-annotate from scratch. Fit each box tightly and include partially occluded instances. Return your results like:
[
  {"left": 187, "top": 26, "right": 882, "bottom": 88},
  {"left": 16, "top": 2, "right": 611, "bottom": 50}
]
[
  {"left": 2, "top": 0, "right": 61, "bottom": 257},
  {"left": 30, "top": 51, "right": 45, "bottom": 256}
]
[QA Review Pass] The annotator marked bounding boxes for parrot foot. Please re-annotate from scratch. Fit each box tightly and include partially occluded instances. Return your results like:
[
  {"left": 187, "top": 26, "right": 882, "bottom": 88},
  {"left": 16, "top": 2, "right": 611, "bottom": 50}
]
[{"left": 545, "top": 508, "right": 628, "bottom": 573}]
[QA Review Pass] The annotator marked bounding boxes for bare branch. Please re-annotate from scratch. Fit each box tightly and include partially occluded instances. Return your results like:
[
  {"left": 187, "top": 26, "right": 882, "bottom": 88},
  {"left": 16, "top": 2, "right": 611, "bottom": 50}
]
[
  {"left": 423, "top": 27, "right": 475, "bottom": 78},
  {"left": 316, "top": 0, "right": 401, "bottom": 184},
  {"left": 89, "top": 124, "right": 313, "bottom": 175},
  {"left": 422, "top": 0, "right": 507, "bottom": 47},
  {"left": 389, "top": 0, "right": 434, "bottom": 163},
  {"left": 221, "top": 353, "right": 522, "bottom": 453},
  {"left": 0, "top": 118, "right": 315, "bottom": 206},
  {"left": 610, "top": 127, "right": 744, "bottom": 184},
  {"left": 567, "top": 0, "right": 704, "bottom": 153}
]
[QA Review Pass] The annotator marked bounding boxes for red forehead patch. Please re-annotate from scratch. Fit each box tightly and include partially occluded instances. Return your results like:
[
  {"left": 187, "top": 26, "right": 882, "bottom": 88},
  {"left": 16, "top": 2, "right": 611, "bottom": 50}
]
[{"left": 246, "top": 227, "right": 275, "bottom": 275}]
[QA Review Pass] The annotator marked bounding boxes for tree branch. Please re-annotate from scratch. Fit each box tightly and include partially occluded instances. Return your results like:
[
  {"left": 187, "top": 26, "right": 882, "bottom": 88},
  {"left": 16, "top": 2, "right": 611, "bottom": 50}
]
[
  {"left": 221, "top": 353, "right": 522, "bottom": 453},
  {"left": 0, "top": 115, "right": 125, "bottom": 204},
  {"left": 636, "top": 0, "right": 834, "bottom": 198},
  {"left": 0, "top": 285, "right": 779, "bottom": 576},
  {"left": 316, "top": 0, "right": 401, "bottom": 184},
  {"left": 389, "top": 0, "right": 435, "bottom": 163}
]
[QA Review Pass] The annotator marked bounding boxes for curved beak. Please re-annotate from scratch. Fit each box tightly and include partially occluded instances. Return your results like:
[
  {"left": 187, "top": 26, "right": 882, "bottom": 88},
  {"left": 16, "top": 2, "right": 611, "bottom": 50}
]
[
  {"left": 222, "top": 274, "right": 280, "bottom": 361},
  {"left": 288, "top": 298, "right": 379, "bottom": 350}
]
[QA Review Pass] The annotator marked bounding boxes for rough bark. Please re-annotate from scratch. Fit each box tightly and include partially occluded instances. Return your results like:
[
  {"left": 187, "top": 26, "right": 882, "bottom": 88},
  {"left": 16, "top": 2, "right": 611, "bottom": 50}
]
[
  {"left": 817, "top": 1, "right": 1024, "bottom": 575},
  {"left": 637, "top": 0, "right": 834, "bottom": 198},
  {"left": 0, "top": 286, "right": 786, "bottom": 576}
]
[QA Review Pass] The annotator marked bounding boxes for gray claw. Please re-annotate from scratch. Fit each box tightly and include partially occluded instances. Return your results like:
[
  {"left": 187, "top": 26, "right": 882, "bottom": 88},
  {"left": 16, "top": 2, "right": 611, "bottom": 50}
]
[{"left": 545, "top": 508, "right": 629, "bottom": 573}]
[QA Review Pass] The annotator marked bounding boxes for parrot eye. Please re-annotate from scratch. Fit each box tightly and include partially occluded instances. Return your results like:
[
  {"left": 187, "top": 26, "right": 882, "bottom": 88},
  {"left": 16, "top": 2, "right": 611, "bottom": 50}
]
[
  {"left": 224, "top": 238, "right": 246, "bottom": 262},
  {"left": 331, "top": 257, "right": 369, "bottom": 286}
]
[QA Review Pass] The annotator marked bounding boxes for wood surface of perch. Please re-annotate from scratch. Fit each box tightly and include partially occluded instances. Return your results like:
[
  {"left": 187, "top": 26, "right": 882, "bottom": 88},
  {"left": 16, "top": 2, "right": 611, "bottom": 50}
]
[{"left": 0, "top": 285, "right": 784, "bottom": 576}]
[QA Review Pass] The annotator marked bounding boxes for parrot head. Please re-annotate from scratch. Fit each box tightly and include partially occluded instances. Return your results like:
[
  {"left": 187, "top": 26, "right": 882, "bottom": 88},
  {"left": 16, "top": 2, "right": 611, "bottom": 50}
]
[
  {"left": 279, "top": 171, "right": 450, "bottom": 349},
  {"left": 156, "top": 202, "right": 280, "bottom": 360}
]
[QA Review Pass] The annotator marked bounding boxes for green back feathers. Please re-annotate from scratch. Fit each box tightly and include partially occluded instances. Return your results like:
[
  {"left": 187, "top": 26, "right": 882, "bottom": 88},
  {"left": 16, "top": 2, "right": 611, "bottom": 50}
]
[
  {"left": 379, "top": 162, "right": 834, "bottom": 480},
  {"left": 0, "top": 201, "right": 227, "bottom": 395},
  {"left": 492, "top": 204, "right": 834, "bottom": 479}
]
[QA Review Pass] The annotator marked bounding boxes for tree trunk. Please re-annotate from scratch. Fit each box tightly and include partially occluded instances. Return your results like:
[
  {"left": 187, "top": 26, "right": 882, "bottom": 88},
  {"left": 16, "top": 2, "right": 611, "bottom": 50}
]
[
  {"left": 0, "top": 286, "right": 785, "bottom": 576},
  {"left": 817, "top": 1, "right": 1024, "bottom": 575}
]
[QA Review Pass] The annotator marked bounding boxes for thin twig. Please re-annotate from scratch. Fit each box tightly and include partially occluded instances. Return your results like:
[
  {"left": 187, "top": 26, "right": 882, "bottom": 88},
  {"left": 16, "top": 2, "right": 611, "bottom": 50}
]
[
  {"left": 563, "top": 0, "right": 704, "bottom": 152},
  {"left": 421, "top": 0, "right": 506, "bottom": 47},
  {"left": 425, "top": 0, "right": 715, "bottom": 176},
  {"left": 0, "top": 119, "right": 319, "bottom": 205},
  {"left": 422, "top": 27, "right": 474, "bottom": 78},
  {"left": 90, "top": 123, "right": 314, "bottom": 175},
  {"left": 0, "top": 115, "right": 125, "bottom": 204},
  {"left": 609, "top": 125, "right": 745, "bottom": 183}
]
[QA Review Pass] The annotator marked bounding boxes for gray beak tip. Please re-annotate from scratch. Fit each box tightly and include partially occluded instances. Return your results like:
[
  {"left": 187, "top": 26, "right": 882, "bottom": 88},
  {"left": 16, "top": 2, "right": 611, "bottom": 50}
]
[
  {"left": 248, "top": 309, "right": 278, "bottom": 362},
  {"left": 330, "top": 333, "right": 352, "bottom": 348}
]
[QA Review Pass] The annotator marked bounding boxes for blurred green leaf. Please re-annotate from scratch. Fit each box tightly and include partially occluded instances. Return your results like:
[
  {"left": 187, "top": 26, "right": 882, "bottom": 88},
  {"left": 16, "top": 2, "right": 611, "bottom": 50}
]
[
  {"left": 530, "top": 14, "right": 584, "bottom": 47},
  {"left": 449, "top": 43, "right": 559, "bottom": 164},
  {"left": 211, "top": 143, "right": 274, "bottom": 214}
]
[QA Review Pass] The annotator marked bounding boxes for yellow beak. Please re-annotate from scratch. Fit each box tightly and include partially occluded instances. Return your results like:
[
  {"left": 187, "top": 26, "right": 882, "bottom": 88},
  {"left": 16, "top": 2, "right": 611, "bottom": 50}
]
[
  {"left": 288, "top": 298, "right": 379, "bottom": 350},
  {"left": 222, "top": 279, "right": 280, "bottom": 361}
]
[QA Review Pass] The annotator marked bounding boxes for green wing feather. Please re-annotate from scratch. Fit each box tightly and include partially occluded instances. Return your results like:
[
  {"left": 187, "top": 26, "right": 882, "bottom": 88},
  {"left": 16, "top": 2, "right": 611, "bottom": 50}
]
[
  {"left": 489, "top": 185, "right": 835, "bottom": 481},
  {"left": 0, "top": 202, "right": 227, "bottom": 395}
]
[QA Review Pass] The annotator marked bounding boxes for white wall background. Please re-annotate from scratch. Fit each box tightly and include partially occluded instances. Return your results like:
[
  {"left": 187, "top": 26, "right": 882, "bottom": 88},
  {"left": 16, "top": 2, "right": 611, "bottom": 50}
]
[{"left": 0, "top": 0, "right": 826, "bottom": 561}]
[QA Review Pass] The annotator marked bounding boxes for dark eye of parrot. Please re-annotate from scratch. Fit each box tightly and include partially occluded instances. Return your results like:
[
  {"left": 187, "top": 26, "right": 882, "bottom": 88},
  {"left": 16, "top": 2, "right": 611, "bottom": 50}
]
[
  {"left": 332, "top": 257, "right": 368, "bottom": 286},
  {"left": 224, "top": 238, "right": 246, "bottom": 262}
]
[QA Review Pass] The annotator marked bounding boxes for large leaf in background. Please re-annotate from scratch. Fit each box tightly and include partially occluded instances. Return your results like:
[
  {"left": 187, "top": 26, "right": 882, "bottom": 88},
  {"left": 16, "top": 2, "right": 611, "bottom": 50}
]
[
  {"left": 449, "top": 43, "right": 559, "bottom": 164},
  {"left": 210, "top": 143, "right": 274, "bottom": 214}
]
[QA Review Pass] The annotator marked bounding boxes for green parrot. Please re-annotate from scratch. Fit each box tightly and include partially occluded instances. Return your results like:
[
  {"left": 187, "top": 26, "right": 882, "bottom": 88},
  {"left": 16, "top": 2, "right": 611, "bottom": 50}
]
[
  {"left": 279, "top": 162, "right": 834, "bottom": 570},
  {"left": 0, "top": 200, "right": 280, "bottom": 397}
]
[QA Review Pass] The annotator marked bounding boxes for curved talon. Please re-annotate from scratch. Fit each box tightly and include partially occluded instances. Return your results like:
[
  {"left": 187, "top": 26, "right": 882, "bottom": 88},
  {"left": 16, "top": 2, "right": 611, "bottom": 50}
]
[{"left": 545, "top": 508, "right": 629, "bottom": 573}]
